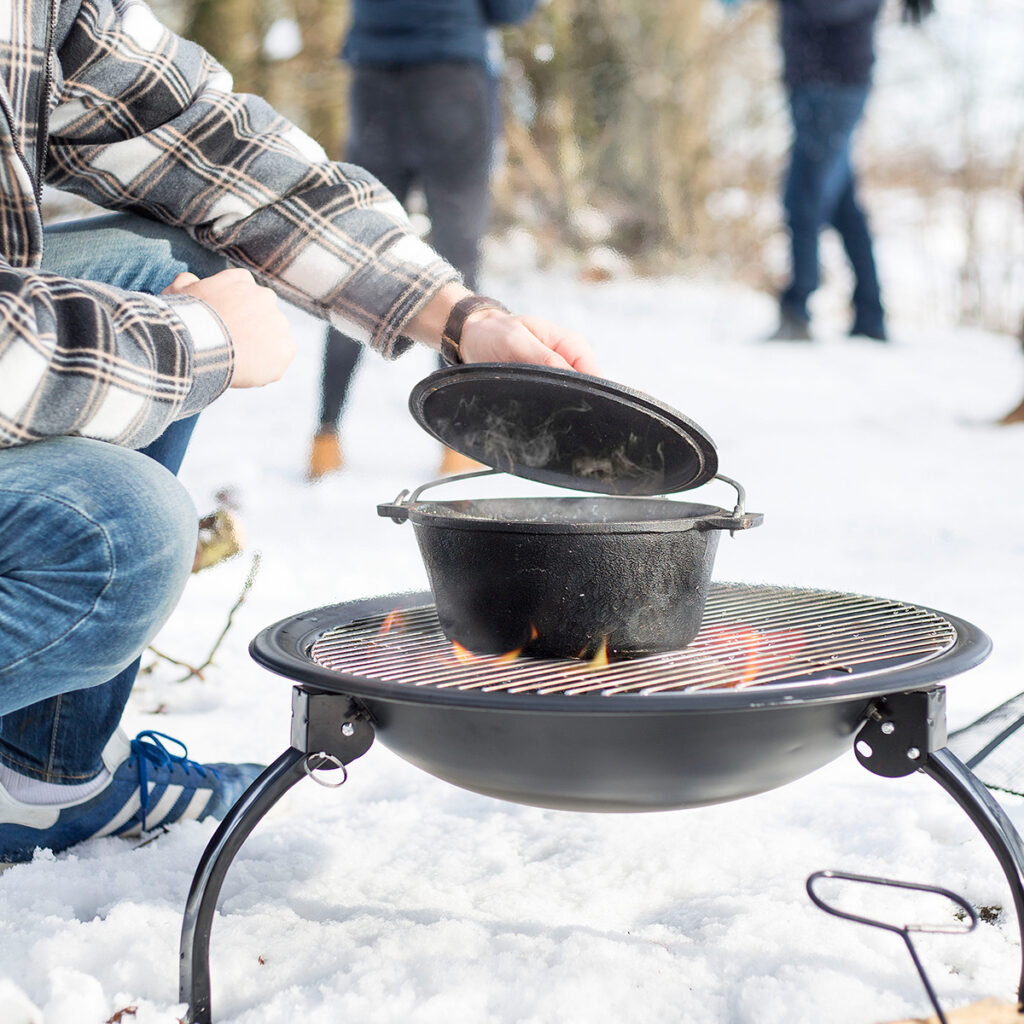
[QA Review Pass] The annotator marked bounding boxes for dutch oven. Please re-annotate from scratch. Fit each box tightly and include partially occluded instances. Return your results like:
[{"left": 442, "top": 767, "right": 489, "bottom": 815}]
[{"left": 378, "top": 364, "right": 762, "bottom": 658}]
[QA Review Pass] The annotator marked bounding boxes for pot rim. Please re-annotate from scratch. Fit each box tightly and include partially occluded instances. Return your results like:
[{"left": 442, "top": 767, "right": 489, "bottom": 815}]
[
  {"left": 377, "top": 468, "right": 762, "bottom": 533},
  {"left": 401, "top": 496, "right": 733, "bottom": 534}
]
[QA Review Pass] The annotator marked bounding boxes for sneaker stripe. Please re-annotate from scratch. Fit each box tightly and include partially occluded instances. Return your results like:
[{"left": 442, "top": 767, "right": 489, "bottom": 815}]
[
  {"left": 138, "top": 782, "right": 186, "bottom": 831},
  {"left": 179, "top": 788, "right": 215, "bottom": 824},
  {"left": 142, "top": 786, "right": 215, "bottom": 831},
  {"left": 89, "top": 791, "right": 142, "bottom": 839}
]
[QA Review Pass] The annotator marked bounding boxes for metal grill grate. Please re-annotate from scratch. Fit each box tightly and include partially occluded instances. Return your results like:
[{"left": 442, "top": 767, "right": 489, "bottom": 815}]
[{"left": 308, "top": 584, "right": 957, "bottom": 697}]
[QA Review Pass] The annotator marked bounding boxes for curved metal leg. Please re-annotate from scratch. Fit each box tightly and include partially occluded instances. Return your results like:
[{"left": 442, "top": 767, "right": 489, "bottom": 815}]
[
  {"left": 922, "top": 746, "right": 1024, "bottom": 1008},
  {"left": 179, "top": 748, "right": 309, "bottom": 1024}
]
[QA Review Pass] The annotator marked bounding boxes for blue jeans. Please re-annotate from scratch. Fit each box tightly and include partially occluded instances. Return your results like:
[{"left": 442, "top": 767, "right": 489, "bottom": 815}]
[
  {"left": 780, "top": 83, "right": 885, "bottom": 335},
  {"left": 0, "top": 213, "right": 228, "bottom": 783}
]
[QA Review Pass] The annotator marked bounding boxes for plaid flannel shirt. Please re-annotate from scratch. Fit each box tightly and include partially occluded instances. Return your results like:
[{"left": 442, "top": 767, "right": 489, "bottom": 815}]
[{"left": 0, "top": 0, "right": 458, "bottom": 449}]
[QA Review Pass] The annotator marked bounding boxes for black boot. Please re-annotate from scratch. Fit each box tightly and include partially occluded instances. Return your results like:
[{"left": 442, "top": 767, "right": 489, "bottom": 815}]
[
  {"left": 766, "top": 306, "right": 812, "bottom": 342},
  {"left": 850, "top": 320, "right": 888, "bottom": 342}
]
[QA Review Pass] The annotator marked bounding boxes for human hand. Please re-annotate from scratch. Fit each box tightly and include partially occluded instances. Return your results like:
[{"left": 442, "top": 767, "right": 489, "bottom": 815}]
[
  {"left": 162, "top": 270, "right": 296, "bottom": 388},
  {"left": 459, "top": 308, "right": 602, "bottom": 376}
]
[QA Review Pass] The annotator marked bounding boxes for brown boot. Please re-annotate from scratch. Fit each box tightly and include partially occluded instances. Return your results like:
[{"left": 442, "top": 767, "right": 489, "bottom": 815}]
[
  {"left": 439, "top": 446, "right": 484, "bottom": 475},
  {"left": 307, "top": 430, "right": 343, "bottom": 480}
]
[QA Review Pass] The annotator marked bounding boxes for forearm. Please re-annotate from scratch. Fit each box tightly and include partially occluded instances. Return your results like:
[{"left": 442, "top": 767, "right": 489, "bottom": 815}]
[
  {"left": 402, "top": 283, "right": 475, "bottom": 350},
  {"left": 0, "top": 267, "right": 233, "bottom": 450}
]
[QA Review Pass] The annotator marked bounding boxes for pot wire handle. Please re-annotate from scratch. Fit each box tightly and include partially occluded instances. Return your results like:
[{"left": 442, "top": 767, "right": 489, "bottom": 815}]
[
  {"left": 712, "top": 474, "right": 750, "bottom": 536},
  {"left": 408, "top": 467, "right": 502, "bottom": 504},
  {"left": 713, "top": 474, "right": 747, "bottom": 517},
  {"left": 806, "top": 869, "right": 978, "bottom": 1024}
]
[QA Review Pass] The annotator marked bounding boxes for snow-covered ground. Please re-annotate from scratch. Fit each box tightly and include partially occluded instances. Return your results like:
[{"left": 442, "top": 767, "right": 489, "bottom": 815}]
[{"left": 3, "top": 247, "right": 1024, "bottom": 1024}]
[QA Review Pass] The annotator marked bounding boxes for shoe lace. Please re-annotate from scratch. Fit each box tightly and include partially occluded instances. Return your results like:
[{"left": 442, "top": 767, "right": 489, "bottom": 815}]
[{"left": 129, "top": 730, "right": 213, "bottom": 831}]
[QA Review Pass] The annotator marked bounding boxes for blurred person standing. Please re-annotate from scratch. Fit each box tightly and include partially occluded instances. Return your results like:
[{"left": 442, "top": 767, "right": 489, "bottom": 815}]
[
  {"left": 308, "top": 0, "right": 538, "bottom": 480},
  {"left": 768, "top": 0, "right": 933, "bottom": 343}
]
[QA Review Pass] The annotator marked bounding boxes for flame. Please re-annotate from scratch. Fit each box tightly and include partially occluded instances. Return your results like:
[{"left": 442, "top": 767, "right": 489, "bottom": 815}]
[
  {"left": 697, "top": 625, "right": 807, "bottom": 687},
  {"left": 586, "top": 637, "right": 609, "bottom": 668},
  {"left": 451, "top": 640, "right": 477, "bottom": 663},
  {"left": 378, "top": 609, "right": 402, "bottom": 636},
  {"left": 450, "top": 640, "right": 522, "bottom": 663}
]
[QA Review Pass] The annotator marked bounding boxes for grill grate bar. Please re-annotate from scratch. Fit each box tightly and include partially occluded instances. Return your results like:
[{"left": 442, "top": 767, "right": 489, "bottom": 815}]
[{"left": 308, "top": 586, "right": 958, "bottom": 697}]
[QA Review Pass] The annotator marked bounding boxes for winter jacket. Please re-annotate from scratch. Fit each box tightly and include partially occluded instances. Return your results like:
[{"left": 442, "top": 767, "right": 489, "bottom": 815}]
[
  {"left": 778, "top": 0, "right": 884, "bottom": 87},
  {"left": 0, "top": 0, "right": 456, "bottom": 450},
  {"left": 342, "top": 0, "right": 537, "bottom": 68}
]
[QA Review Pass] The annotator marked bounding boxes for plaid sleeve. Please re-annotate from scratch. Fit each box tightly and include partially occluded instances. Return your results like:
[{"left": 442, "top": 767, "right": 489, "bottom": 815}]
[
  {"left": 46, "top": 0, "right": 460, "bottom": 360},
  {"left": 0, "top": 263, "right": 233, "bottom": 449}
]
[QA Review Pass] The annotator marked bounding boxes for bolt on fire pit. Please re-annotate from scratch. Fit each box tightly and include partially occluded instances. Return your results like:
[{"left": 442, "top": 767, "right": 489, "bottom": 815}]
[{"left": 178, "top": 584, "right": 1024, "bottom": 1024}]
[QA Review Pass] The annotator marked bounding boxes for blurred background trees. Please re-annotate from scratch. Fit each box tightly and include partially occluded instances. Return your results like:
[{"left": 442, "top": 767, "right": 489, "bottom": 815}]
[{"left": 150, "top": 0, "right": 1024, "bottom": 332}]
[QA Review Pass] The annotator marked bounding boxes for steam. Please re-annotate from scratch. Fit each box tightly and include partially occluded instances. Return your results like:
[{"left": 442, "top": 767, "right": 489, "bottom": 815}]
[{"left": 433, "top": 395, "right": 669, "bottom": 494}]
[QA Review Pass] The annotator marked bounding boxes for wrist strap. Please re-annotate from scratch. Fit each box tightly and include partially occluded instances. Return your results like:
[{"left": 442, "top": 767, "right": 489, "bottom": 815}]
[{"left": 440, "top": 295, "right": 509, "bottom": 365}]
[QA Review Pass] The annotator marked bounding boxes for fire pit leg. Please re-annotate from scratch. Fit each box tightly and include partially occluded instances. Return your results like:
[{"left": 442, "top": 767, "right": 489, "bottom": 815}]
[
  {"left": 921, "top": 747, "right": 1024, "bottom": 1009},
  {"left": 179, "top": 687, "right": 376, "bottom": 1023},
  {"left": 179, "top": 747, "right": 308, "bottom": 1024},
  {"left": 856, "top": 689, "right": 1024, "bottom": 1008}
]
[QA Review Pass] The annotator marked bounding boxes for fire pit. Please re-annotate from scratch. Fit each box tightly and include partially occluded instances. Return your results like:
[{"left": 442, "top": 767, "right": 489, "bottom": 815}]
[{"left": 178, "top": 584, "right": 1024, "bottom": 1023}]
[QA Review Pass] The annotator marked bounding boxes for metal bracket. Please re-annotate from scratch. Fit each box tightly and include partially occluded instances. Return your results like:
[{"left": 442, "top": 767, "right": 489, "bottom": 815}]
[
  {"left": 856, "top": 689, "right": 948, "bottom": 778},
  {"left": 290, "top": 686, "right": 375, "bottom": 764}
]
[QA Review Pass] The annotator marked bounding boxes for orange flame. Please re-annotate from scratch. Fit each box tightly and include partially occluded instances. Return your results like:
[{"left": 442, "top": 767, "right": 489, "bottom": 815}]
[
  {"left": 586, "top": 637, "right": 609, "bottom": 668},
  {"left": 378, "top": 609, "right": 402, "bottom": 636},
  {"left": 450, "top": 640, "right": 524, "bottom": 663},
  {"left": 698, "top": 625, "right": 807, "bottom": 687},
  {"left": 451, "top": 640, "right": 477, "bottom": 663}
]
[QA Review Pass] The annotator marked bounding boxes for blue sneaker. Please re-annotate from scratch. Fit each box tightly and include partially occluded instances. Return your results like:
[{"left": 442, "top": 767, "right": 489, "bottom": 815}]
[{"left": 0, "top": 730, "right": 264, "bottom": 864}]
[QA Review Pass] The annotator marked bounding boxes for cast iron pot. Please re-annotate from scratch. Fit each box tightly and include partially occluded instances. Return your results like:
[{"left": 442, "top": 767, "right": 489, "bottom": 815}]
[
  {"left": 379, "top": 473, "right": 761, "bottom": 658},
  {"left": 380, "top": 364, "right": 763, "bottom": 658}
]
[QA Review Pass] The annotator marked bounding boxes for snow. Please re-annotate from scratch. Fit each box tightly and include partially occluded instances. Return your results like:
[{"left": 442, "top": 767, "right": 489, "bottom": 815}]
[{"left": 3, "top": 253, "right": 1024, "bottom": 1023}]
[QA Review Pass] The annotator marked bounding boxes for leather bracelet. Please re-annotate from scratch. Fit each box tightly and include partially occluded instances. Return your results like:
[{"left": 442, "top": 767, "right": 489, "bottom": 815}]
[{"left": 440, "top": 295, "right": 509, "bottom": 365}]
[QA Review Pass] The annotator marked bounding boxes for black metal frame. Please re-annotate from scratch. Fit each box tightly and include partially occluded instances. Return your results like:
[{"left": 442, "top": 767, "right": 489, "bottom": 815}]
[
  {"left": 179, "top": 681, "right": 1024, "bottom": 1023},
  {"left": 179, "top": 689, "right": 374, "bottom": 1024},
  {"left": 856, "top": 689, "right": 1024, "bottom": 1008}
]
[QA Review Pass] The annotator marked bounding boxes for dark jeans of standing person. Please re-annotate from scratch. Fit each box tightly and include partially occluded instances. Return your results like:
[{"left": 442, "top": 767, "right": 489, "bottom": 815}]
[
  {"left": 0, "top": 214, "right": 225, "bottom": 785},
  {"left": 316, "top": 61, "right": 493, "bottom": 439},
  {"left": 777, "top": 82, "right": 886, "bottom": 341}
]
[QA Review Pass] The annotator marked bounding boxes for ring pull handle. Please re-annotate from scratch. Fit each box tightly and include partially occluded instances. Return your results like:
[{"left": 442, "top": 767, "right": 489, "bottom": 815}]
[
  {"left": 807, "top": 869, "right": 978, "bottom": 1024},
  {"left": 303, "top": 752, "right": 349, "bottom": 788}
]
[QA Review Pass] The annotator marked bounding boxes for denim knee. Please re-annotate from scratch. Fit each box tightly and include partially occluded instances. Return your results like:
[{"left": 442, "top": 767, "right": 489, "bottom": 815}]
[
  {"left": 42, "top": 212, "right": 230, "bottom": 294},
  {"left": 0, "top": 437, "right": 197, "bottom": 711}
]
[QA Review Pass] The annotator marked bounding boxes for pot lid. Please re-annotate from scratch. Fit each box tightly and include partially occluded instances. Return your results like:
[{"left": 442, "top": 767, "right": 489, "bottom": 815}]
[{"left": 408, "top": 364, "right": 719, "bottom": 496}]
